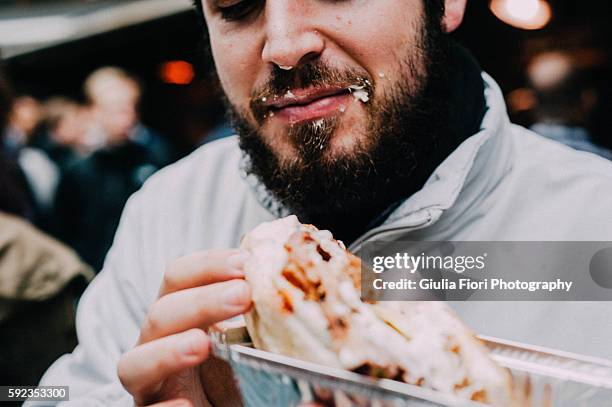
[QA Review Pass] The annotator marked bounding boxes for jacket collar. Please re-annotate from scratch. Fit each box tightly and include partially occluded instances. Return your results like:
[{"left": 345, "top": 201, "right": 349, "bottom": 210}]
[{"left": 382, "top": 73, "right": 514, "bottom": 227}]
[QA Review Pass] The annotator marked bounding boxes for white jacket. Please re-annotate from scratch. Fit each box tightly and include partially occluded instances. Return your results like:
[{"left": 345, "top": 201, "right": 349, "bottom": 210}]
[{"left": 37, "top": 74, "right": 612, "bottom": 405}]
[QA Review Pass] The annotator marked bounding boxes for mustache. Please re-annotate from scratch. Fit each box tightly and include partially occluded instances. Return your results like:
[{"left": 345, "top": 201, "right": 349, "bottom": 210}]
[{"left": 249, "top": 61, "right": 374, "bottom": 123}]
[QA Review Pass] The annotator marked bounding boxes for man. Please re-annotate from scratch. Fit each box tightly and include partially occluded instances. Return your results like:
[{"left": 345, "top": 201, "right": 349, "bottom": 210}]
[
  {"left": 54, "top": 68, "right": 176, "bottom": 271},
  {"left": 38, "top": 1, "right": 612, "bottom": 406}
]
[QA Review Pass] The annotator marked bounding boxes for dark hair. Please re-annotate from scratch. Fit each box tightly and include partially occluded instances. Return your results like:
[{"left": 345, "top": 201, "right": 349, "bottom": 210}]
[
  {"left": 193, "top": 0, "right": 203, "bottom": 19},
  {"left": 425, "top": 0, "right": 446, "bottom": 30}
]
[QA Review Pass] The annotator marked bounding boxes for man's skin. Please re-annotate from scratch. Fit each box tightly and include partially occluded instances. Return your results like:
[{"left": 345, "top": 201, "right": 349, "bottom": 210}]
[{"left": 117, "top": 1, "right": 467, "bottom": 405}]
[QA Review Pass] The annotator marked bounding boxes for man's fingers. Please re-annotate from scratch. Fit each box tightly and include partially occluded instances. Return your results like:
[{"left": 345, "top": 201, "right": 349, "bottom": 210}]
[
  {"left": 125, "top": 250, "right": 251, "bottom": 404},
  {"left": 160, "top": 249, "right": 250, "bottom": 296},
  {"left": 118, "top": 329, "right": 209, "bottom": 405},
  {"left": 140, "top": 279, "right": 251, "bottom": 343}
]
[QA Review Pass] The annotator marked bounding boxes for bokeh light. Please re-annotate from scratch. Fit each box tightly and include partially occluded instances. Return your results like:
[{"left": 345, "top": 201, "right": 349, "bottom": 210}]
[
  {"left": 490, "top": 0, "right": 552, "bottom": 30},
  {"left": 160, "top": 60, "right": 195, "bottom": 85}
]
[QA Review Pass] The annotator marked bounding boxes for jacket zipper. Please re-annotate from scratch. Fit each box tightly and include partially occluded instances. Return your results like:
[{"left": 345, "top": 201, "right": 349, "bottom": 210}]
[{"left": 348, "top": 211, "right": 433, "bottom": 255}]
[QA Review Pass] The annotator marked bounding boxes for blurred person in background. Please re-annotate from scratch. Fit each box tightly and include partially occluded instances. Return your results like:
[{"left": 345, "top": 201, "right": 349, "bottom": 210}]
[
  {"left": 1, "top": 92, "right": 59, "bottom": 223},
  {"left": 0, "top": 57, "right": 94, "bottom": 387},
  {"left": 0, "top": 62, "right": 33, "bottom": 219},
  {"left": 527, "top": 50, "right": 612, "bottom": 160},
  {"left": 54, "top": 67, "right": 176, "bottom": 271},
  {"left": 84, "top": 67, "right": 177, "bottom": 165},
  {"left": 0, "top": 95, "right": 59, "bottom": 228},
  {"left": 1, "top": 95, "right": 42, "bottom": 156},
  {"left": 26, "top": 97, "right": 91, "bottom": 233},
  {"left": 0, "top": 210, "right": 94, "bottom": 386},
  {"left": 35, "top": 97, "right": 89, "bottom": 173}
]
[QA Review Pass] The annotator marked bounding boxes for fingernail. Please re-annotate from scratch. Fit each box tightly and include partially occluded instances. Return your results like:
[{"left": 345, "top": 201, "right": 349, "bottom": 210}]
[
  {"left": 223, "top": 280, "right": 250, "bottom": 305},
  {"left": 179, "top": 330, "right": 205, "bottom": 356},
  {"left": 227, "top": 250, "right": 250, "bottom": 271}
]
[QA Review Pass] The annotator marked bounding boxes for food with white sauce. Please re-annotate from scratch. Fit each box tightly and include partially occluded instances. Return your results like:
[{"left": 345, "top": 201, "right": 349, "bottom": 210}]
[{"left": 241, "top": 215, "right": 517, "bottom": 405}]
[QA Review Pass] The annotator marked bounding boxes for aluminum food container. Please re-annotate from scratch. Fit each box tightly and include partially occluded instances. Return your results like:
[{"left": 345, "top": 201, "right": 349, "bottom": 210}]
[{"left": 210, "top": 327, "right": 612, "bottom": 407}]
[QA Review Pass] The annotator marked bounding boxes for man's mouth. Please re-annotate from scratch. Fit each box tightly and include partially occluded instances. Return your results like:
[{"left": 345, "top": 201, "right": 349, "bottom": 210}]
[{"left": 265, "top": 87, "right": 352, "bottom": 124}]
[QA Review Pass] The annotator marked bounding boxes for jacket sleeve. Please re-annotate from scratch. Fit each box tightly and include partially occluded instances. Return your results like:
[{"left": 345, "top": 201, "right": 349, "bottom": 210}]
[{"left": 33, "top": 191, "right": 151, "bottom": 406}]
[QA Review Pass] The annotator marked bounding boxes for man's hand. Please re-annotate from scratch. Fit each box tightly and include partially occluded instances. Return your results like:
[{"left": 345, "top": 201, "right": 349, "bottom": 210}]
[{"left": 118, "top": 249, "right": 251, "bottom": 406}]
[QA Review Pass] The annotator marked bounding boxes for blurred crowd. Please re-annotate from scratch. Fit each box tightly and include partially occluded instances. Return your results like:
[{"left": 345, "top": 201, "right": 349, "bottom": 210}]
[
  {"left": 0, "top": 64, "right": 181, "bottom": 384},
  {"left": 2, "top": 66, "right": 179, "bottom": 270}
]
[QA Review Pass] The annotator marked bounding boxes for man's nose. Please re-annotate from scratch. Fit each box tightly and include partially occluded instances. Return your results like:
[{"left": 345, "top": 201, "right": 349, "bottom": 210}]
[{"left": 261, "top": 1, "right": 325, "bottom": 69}]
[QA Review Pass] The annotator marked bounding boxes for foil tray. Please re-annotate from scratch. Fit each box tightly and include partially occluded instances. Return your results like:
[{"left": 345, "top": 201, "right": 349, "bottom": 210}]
[{"left": 210, "top": 327, "right": 612, "bottom": 407}]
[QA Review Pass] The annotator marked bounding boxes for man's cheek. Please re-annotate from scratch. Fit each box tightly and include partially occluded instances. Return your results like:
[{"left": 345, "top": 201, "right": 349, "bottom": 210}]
[
  {"left": 215, "top": 66, "right": 238, "bottom": 102},
  {"left": 211, "top": 42, "right": 252, "bottom": 100}
]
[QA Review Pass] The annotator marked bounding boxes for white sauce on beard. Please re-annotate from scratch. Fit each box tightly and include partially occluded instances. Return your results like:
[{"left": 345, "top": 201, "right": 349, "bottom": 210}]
[{"left": 348, "top": 85, "right": 370, "bottom": 103}]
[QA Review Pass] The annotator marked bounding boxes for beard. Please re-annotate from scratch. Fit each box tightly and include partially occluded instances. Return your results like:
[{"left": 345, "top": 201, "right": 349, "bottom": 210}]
[{"left": 225, "top": 9, "right": 452, "bottom": 243}]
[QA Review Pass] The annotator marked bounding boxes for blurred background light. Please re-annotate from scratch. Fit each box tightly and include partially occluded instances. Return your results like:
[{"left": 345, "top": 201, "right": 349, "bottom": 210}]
[
  {"left": 527, "top": 51, "right": 572, "bottom": 90},
  {"left": 0, "top": 16, "right": 75, "bottom": 46},
  {"left": 490, "top": 0, "right": 552, "bottom": 30},
  {"left": 160, "top": 61, "right": 195, "bottom": 85},
  {"left": 506, "top": 87, "right": 537, "bottom": 114}
]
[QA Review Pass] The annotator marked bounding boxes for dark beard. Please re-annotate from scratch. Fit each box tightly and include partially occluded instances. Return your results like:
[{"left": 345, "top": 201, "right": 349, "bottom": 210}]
[{"left": 229, "top": 12, "right": 452, "bottom": 243}]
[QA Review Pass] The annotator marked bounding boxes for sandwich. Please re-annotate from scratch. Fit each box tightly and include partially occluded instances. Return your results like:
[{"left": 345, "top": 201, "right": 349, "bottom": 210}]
[{"left": 241, "top": 216, "right": 516, "bottom": 405}]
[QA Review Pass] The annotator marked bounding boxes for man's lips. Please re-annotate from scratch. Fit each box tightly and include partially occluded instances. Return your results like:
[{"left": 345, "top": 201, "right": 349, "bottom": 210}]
[
  {"left": 266, "top": 87, "right": 349, "bottom": 109},
  {"left": 263, "top": 87, "right": 352, "bottom": 123}
]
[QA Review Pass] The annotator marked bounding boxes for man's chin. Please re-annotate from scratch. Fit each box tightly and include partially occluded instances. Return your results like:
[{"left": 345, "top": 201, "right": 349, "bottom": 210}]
[
  {"left": 327, "top": 126, "right": 371, "bottom": 156},
  {"left": 262, "top": 118, "right": 370, "bottom": 167}
]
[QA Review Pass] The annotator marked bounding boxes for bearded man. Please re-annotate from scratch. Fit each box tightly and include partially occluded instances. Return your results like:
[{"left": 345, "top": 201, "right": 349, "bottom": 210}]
[{"left": 37, "top": 1, "right": 612, "bottom": 406}]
